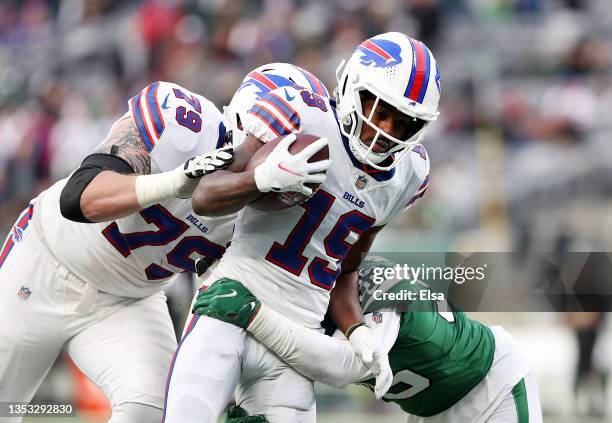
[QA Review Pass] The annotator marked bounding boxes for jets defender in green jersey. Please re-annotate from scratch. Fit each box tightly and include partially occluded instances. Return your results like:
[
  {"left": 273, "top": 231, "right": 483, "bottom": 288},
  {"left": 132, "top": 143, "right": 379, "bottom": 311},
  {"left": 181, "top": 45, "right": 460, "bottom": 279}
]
[{"left": 194, "top": 257, "right": 543, "bottom": 422}]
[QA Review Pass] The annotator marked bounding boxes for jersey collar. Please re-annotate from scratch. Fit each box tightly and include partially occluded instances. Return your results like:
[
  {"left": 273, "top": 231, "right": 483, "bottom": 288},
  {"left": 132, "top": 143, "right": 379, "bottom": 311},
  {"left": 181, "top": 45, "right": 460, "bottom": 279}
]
[
  {"left": 340, "top": 136, "right": 397, "bottom": 181},
  {"left": 330, "top": 100, "right": 396, "bottom": 182}
]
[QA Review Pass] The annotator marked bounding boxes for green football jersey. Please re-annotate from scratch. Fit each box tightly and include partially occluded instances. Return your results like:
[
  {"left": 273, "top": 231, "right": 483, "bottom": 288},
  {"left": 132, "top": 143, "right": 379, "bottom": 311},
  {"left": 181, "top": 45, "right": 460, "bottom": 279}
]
[{"left": 359, "top": 260, "right": 495, "bottom": 417}]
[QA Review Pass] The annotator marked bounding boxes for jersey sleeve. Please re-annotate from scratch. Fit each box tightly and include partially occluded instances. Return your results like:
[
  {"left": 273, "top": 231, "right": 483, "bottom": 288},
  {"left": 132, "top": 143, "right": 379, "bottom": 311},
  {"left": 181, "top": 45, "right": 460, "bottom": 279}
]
[
  {"left": 241, "top": 85, "right": 329, "bottom": 143},
  {"left": 128, "top": 81, "right": 173, "bottom": 151},
  {"left": 249, "top": 304, "right": 400, "bottom": 388},
  {"left": 364, "top": 311, "right": 402, "bottom": 354},
  {"left": 403, "top": 145, "right": 430, "bottom": 210},
  {"left": 128, "top": 81, "right": 225, "bottom": 172},
  {"left": 377, "top": 145, "right": 430, "bottom": 226}
]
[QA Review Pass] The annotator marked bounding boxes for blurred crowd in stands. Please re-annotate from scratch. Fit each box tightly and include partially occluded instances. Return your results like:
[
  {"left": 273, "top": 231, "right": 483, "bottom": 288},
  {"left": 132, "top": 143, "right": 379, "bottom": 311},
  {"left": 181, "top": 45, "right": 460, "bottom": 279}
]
[
  {"left": 1, "top": 0, "right": 612, "bottom": 253},
  {"left": 2, "top": 1, "right": 612, "bottom": 419}
]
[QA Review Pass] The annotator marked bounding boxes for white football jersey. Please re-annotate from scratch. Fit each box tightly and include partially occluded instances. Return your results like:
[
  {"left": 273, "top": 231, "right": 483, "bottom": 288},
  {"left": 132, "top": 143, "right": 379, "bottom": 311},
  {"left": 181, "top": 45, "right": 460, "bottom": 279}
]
[
  {"left": 35, "top": 82, "right": 235, "bottom": 297},
  {"left": 212, "top": 85, "right": 430, "bottom": 328}
]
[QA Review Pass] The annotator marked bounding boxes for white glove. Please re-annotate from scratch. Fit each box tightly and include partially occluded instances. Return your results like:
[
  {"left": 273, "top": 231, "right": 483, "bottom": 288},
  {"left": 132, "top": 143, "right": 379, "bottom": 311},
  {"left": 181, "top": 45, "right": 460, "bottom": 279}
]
[
  {"left": 371, "top": 350, "right": 394, "bottom": 400},
  {"left": 348, "top": 324, "right": 393, "bottom": 399},
  {"left": 135, "top": 147, "right": 233, "bottom": 208},
  {"left": 253, "top": 133, "right": 331, "bottom": 196}
]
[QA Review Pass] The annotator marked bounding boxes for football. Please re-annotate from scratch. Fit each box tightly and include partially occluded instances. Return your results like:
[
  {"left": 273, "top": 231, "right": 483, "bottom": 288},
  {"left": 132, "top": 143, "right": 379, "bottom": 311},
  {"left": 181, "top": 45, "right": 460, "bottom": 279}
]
[{"left": 246, "top": 134, "right": 330, "bottom": 210}]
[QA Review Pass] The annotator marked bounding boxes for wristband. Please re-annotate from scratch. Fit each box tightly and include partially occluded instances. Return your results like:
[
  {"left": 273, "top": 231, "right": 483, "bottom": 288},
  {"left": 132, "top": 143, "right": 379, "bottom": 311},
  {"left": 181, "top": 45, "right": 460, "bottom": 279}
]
[{"left": 346, "top": 322, "right": 366, "bottom": 339}]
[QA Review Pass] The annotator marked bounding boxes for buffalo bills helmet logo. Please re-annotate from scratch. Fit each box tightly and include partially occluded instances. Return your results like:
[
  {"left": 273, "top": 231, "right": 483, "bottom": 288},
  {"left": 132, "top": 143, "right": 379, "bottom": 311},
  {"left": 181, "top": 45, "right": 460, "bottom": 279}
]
[
  {"left": 238, "top": 72, "right": 300, "bottom": 98},
  {"left": 356, "top": 39, "right": 403, "bottom": 68}
]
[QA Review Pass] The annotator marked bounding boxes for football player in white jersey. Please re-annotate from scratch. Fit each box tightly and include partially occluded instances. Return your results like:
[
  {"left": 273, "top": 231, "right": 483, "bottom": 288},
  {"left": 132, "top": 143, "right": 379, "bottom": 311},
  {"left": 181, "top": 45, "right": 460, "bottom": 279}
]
[
  {"left": 0, "top": 64, "right": 330, "bottom": 422},
  {"left": 163, "top": 32, "right": 440, "bottom": 423}
]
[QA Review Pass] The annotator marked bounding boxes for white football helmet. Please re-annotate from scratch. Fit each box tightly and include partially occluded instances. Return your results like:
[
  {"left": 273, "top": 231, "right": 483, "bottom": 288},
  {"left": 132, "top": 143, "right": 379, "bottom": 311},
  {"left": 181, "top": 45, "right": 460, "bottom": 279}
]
[
  {"left": 335, "top": 32, "right": 441, "bottom": 170},
  {"left": 225, "top": 63, "right": 330, "bottom": 146}
]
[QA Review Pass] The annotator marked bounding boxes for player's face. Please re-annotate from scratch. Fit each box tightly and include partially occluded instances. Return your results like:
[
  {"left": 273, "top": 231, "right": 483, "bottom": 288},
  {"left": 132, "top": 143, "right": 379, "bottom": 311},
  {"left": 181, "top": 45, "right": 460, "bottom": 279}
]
[{"left": 359, "top": 93, "right": 425, "bottom": 154}]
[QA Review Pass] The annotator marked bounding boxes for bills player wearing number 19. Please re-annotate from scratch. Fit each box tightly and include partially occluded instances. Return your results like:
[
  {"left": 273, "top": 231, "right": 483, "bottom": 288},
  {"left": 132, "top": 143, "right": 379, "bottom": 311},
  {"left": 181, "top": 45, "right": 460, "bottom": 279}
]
[
  {"left": 0, "top": 63, "right": 327, "bottom": 422},
  {"left": 163, "top": 32, "right": 440, "bottom": 423}
]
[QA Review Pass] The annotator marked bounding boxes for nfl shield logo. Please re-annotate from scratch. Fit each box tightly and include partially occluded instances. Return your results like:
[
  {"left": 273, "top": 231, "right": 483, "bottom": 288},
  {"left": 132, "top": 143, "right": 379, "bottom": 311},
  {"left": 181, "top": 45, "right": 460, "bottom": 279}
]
[
  {"left": 17, "top": 286, "right": 31, "bottom": 300},
  {"left": 355, "top": 175, "right": 367, "bottom": 190},
  {"left": 372, "top": 311, "right": 383, "bottom": 324}
]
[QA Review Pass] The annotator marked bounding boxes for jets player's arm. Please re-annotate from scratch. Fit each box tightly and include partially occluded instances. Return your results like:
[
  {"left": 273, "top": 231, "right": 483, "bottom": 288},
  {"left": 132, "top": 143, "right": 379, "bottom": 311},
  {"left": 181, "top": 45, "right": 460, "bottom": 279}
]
[
  {"left": 192, "top": 135, "right": 263, "bottom": 216},
  {"left": 327, "top": 224, "right": 394, "bottom": 396},
  {"left": 240, "top": 301, "right": 400, "bottom": 389},
  {"left": 249, "top": 306, "right": 374, "bottom": 388},
  {"left": 330, "top": 225, "right": 385, "bottom": 334}
]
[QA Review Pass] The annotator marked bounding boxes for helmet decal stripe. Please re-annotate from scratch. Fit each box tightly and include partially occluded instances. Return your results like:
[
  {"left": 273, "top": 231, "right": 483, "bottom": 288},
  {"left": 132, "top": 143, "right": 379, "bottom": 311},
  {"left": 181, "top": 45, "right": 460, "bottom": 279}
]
[
  {"left": 416, "top": 44, "right": 431, "bottom": 103},
  {"left": 248, "top": 71, "right": 278, "bottom": 90},
  {"left": 404, "top": 39, "right": 431, "bottom": 103},
  {"left": 360, "top": 39, "right": 393, "bottom": 61},
  {"left": 403, "top": 39, "right": 418, "bottom": 100}
]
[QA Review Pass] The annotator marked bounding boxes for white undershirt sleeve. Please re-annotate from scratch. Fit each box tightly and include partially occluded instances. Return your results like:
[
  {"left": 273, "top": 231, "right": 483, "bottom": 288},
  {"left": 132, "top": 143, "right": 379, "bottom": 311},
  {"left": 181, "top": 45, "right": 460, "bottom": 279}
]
[{"left": 248, "top": 305, "right": 401, "bottom": 388}]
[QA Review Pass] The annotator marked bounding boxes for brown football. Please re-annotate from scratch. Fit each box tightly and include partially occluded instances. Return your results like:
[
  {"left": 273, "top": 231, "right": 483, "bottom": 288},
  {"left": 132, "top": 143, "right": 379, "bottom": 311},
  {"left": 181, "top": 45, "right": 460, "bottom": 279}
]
[{"left": 246, "top": 134, "right": 330, "bottom": 210}]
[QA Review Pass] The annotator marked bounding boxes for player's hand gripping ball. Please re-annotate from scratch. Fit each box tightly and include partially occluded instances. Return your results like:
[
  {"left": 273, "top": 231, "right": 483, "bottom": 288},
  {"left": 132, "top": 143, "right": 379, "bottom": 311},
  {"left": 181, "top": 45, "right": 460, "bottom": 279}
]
[{"left": 248, "top": 133, "right": 331, "bottom": 210}]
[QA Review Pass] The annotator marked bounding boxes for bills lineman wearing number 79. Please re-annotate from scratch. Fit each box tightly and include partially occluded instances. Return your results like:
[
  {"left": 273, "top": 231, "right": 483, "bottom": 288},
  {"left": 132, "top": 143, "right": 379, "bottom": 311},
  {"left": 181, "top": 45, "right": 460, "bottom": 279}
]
[
  {"left": 0, "top": 81, "right": 232, "bottom": 422},
  {"left": 163, "top": 32, "right": 439, "bottom": 422}
]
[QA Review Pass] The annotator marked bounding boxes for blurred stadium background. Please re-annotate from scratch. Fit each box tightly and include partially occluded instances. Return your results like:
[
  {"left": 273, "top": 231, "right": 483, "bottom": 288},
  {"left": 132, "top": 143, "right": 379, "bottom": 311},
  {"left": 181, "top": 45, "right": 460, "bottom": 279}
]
[{"left": 1, "top": 0, "right": 611, "bottom": 421}]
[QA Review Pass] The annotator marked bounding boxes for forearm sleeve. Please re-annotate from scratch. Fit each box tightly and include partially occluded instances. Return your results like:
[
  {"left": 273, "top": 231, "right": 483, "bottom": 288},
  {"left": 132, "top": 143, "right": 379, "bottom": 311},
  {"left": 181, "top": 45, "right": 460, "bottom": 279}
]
[{"left": 248, "top": 305, "right": 372, "bottom": 388}]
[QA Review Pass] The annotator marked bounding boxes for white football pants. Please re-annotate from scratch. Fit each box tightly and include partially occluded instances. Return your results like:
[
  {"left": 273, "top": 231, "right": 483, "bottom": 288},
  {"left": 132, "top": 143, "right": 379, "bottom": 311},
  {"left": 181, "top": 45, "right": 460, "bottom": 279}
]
[
  {"left": 0, "top": 205, "right": 177, "bottom": 422},
  {"left": 163, "top": 316, "right": 316, "bottom": 423}
]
